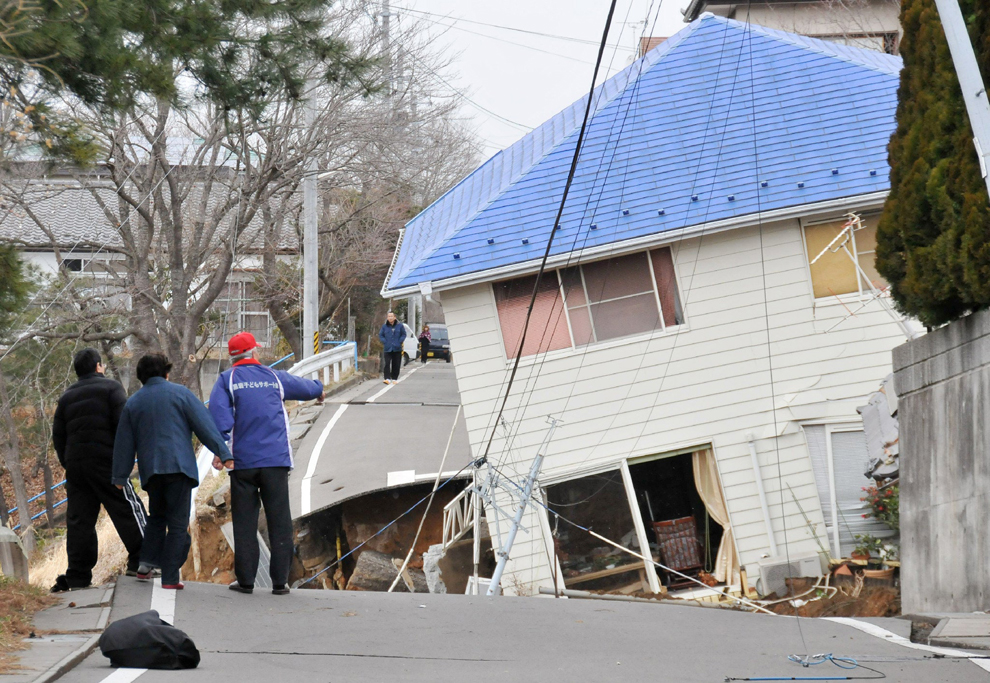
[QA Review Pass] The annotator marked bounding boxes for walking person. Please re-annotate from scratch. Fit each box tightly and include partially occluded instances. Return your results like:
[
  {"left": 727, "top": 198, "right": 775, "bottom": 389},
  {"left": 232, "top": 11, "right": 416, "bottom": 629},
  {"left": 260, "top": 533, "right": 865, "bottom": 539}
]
[
  {"left": 208, "top": 332, "right": 324, "bottom": 596},
  {"left": 379, "top": 311, "right": 406, "bottom": 384},
  {"left": 417, "top": 325, "right": 431, "bottom": 365},
  {"left": 112, "top": 353, "right": 231, "bottom": 590},
  {"left": 50, "top": 349, "right": 148, "bottom": 593}
]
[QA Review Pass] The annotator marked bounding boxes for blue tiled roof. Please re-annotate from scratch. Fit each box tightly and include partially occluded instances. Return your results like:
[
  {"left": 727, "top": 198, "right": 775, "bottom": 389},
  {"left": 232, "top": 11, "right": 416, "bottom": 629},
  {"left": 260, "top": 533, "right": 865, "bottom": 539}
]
[{"left": 384, "top": 14, "right": 901, "bottom": 293}]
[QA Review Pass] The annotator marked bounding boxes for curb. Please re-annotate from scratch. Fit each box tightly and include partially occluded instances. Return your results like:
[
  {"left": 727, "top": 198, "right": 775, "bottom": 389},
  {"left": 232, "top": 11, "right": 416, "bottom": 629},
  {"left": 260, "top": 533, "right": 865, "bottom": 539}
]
[{"left": 31, "top": 633, "right": 101, "bottom": 683}]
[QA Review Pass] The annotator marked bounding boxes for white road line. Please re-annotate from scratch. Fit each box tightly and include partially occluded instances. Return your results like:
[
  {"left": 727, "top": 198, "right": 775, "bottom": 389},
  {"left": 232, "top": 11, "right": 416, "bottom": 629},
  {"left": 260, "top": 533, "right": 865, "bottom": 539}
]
[
  {"left": 101, "top": 668, "right": 148, "bottom": 683},
  {"left": 99, "top": 580, "right": 176, "bottom": 683},
  {"left": 825, "top": 617, "right": 990, "bottom": 674},
  {"left": 366, "top": 364, "right": 423, "bottom": 403},
  {"left": 150, "top": 578, "right": 177, "bottom": 624},
  {"left": 300, "top": 404, "right": 349, "bottom": 515}
]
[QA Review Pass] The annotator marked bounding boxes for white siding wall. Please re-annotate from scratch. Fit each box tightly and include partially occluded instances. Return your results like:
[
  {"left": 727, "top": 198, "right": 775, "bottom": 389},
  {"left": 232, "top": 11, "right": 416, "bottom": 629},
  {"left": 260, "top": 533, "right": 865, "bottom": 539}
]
[{"left": 443, "top": 217, "right": 908, "bottom": 595}]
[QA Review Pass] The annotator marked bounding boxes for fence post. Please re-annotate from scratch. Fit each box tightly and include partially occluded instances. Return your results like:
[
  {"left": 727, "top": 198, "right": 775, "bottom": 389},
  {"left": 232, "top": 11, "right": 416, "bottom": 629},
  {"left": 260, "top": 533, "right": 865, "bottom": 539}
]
[
  {"left": 323, "top": 365, "right": 330, "bottom": 385},
  {"left": 334, "top": 362, "right": 340, "bottom": 383}
]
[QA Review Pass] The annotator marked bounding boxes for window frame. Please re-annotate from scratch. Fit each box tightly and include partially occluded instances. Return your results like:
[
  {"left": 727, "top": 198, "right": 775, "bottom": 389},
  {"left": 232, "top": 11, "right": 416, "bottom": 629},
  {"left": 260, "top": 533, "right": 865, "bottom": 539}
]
[
  {"left": 492, "top": 245, "right": 687, "bottom": 363},
  {"left": 800, "top": 212, "right": 886, "bottom": 305}
]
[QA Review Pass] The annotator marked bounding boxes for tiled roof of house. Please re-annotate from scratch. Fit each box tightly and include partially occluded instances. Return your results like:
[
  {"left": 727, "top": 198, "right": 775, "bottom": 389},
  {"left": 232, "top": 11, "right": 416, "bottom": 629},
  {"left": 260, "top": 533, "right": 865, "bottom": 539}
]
[
  {"left": 0, "top": 180, "right": 294, "bottom": 252},
  {"left": 383, "top": 15, "right": 901, "bottom": 293}
]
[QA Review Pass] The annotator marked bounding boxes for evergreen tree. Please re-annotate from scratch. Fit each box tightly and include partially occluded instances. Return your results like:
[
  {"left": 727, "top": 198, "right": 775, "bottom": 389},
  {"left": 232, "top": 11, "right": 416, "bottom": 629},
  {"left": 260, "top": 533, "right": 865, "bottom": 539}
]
[
  {"left": 0, "top": 244, "right": 29, "bottom": 335},
  {"left": 0, "top": 0, "right": 373, "bottom": 162},
  {"left": 876, "top": 0, "right": 990, "bottom": 327}
]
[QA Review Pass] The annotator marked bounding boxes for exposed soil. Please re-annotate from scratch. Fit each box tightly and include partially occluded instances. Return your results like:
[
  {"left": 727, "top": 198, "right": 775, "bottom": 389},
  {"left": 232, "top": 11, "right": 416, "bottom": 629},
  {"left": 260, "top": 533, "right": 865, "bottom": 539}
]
[
  {"left": 0, "top": 577, "right": 57, "bottom": 673},
  {"left": 765, "top": 576, "right": 900, "bottom": 618}
]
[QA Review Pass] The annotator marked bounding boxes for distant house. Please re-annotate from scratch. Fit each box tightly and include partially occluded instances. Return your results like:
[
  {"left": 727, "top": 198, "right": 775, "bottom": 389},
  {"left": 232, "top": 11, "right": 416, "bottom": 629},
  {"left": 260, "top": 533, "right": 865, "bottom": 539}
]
[
  {"left": 0, "top": 171, "right": 289, "bottom": 349},
  {"left": 683, "top": 0, "right": 902, "bottom": 54},
  {"left": 382, "top": 16, "right": 916, "bottom": 596}
]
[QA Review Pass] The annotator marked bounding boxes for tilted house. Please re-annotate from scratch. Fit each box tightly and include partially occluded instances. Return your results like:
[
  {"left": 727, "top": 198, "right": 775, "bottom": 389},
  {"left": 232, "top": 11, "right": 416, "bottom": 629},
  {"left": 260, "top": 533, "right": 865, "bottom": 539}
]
[{"left": 382, "top": 15, "right": 916, "bottom": 596}]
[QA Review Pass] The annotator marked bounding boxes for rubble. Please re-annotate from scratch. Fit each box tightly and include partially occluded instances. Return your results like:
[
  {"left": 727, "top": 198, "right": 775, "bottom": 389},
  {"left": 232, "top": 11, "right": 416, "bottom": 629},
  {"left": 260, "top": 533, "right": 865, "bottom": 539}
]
[{"left": 346, "top": 550, "right": 428, "bottom": 592}]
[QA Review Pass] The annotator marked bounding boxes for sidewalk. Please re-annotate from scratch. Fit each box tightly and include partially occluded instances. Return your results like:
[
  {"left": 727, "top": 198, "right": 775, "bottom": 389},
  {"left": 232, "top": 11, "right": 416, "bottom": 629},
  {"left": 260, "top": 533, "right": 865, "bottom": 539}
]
[
  {"left": 8, "top": 585, "right": 113, "bottom": 683},
  {"left": 928, "top": 614, "right": 990, "bottom": 651}
]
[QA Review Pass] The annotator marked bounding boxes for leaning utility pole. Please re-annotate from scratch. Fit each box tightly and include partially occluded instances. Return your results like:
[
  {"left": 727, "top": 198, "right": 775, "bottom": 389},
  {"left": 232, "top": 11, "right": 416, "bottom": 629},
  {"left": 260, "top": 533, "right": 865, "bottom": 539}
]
[
  {"left": 934, "top": 0, "right": 990, "bottom": 199},
  {"left": 302, "top": 77, "right": 319, "bottom": 358},
  {"left": 486, "top": 417, "right": 559, "bottom": 597}
]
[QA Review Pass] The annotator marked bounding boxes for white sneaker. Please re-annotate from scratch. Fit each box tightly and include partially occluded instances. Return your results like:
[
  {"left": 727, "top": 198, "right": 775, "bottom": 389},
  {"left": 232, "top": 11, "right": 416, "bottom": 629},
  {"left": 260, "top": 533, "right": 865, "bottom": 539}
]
[{"left": 383, "top": 379, "right": 389, "bottom": 384}]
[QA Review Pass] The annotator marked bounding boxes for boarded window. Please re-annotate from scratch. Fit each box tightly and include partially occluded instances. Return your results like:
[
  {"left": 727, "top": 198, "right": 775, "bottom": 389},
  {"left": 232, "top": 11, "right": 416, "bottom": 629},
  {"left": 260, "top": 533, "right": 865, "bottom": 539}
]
[
  {"left": 493, "top": 273, "right": 571, "bottom": 359},
  {"left": 804, "top": 215, "right": 888, "bottom": 299}
]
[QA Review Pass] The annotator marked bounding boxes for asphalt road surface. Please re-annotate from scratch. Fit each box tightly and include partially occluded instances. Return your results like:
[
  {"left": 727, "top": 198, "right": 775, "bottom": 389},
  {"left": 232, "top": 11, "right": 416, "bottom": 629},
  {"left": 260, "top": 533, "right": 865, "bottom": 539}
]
[
  {"left": 60, "top": 578, "right": 990, "bottom": 682},
  {"left": 289, "top": 361, "right": 472, "bottom": 519}
]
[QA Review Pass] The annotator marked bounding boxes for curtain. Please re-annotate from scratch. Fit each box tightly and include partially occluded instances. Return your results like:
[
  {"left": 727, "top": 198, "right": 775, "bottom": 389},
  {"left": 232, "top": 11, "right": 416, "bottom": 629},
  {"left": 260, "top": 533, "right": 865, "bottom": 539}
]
[{"left": 692, "top": 448, "right": 740, "bottom": 585}]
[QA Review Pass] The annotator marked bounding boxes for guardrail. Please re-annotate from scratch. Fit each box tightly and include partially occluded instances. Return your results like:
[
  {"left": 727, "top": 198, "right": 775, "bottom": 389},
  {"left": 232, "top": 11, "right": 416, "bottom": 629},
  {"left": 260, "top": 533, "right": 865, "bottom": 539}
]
[{"left": 287, "top": 341, "right": 357, "bottom": 383}]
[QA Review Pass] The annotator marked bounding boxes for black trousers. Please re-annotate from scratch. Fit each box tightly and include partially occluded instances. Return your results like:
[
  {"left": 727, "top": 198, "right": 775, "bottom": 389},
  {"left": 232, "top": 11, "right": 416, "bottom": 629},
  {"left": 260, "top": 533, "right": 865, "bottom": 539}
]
[
  {"left": 230, "top": 467, "right": 293, "bottom": 588},
  {"left": 383, "top": 351, "right": 402, "bottom": 380},
  {"left": 141, "top": 473, "right": 194, "bottom": 585},
  {"left": 65, "top": 462, "right": 147, "bottom": 587},
  {"left": 420, "top": 339, "right": 430, "bottom": 363}
]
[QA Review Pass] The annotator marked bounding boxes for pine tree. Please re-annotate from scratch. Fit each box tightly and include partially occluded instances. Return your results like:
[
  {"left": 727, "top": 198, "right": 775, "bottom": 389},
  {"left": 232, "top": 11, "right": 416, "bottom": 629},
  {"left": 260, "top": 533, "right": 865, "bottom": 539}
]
[
  {"left": 876, "top": 0, "right": 990, "bottom": 327},
  {"left": 0, "top": 0, "right": 374, "bottom": 162}
]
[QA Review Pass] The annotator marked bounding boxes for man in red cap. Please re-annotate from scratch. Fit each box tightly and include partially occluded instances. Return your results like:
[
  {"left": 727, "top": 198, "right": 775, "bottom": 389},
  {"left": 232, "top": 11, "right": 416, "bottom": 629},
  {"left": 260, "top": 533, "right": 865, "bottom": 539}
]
[{"left": 208, "top": 332, "right": 324, "bottom": 595}]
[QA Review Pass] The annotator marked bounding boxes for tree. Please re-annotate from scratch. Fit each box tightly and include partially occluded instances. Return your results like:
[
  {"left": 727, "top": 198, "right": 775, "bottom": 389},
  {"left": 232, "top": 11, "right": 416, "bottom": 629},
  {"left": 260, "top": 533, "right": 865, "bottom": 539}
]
[
  {"left": 0, "top": 246, "right": 33, "bottom": 541},
  {"left": 876, "top": 0, "right": 990, "bottom": 327},
  {"left": 0, "top": 0, "right": 374, "bottom": 163}
]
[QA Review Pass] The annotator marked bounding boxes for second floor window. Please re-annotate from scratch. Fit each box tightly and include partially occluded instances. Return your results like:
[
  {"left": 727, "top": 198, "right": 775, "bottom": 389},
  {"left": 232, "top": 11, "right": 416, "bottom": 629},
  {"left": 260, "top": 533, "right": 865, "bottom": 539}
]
[
  {"left": 803, "top": 214, "right": 887, "bottom": 300},
  {"left": 493, "top": 246, "right": 684, "bottom": 359}
]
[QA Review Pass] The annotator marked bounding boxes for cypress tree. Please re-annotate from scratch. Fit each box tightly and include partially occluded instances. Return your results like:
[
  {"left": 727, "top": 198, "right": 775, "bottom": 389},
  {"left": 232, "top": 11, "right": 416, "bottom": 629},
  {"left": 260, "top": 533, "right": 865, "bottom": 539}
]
[{"left": 876, "top": 0, "right": 990, "bottom": 327}]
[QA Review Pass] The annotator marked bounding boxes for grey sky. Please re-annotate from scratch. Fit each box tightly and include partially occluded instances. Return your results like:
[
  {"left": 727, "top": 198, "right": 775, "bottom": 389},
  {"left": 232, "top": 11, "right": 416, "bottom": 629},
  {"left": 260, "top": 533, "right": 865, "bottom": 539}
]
[{"left": 396, "top": 1, "right": 691, "bottom": 152}]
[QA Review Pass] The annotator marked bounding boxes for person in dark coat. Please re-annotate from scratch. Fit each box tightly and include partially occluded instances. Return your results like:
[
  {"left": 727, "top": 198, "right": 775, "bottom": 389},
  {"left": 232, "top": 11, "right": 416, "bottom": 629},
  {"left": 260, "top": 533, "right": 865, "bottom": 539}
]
[
  {"left": 417, "top": 325, "right": 431, "bottom": 364},
  {"left": 112, "top": 353, "right": 231, "bottom": 590},
  {"left": 378, "top": 311, "right": 406, "bottom": 384},
  {"left": 51, "top": 348, "right": 148, "bottom": 593},
  {"left": 208, "top": 332, "right": 324, "bottom": 595}
]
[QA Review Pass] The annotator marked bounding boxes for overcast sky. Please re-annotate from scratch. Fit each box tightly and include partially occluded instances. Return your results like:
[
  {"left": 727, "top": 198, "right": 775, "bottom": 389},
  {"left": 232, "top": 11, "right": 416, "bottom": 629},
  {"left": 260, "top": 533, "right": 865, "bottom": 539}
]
[{"left": 395, "top": 1, "right": 692, "bottom": 153}]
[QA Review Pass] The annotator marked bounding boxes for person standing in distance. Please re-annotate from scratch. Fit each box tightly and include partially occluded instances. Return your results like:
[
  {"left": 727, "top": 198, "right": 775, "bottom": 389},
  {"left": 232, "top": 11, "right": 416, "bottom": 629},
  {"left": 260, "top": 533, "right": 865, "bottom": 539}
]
[
  {"left": 417, "top": 325, "right": 431, "bottom": 365},
  {"left": 113, "top": 353, "right": 231, "bottom": 590},
  {"left": 378, "top": 311, "right": 406, "bottom": 384},
  {"left": 208, "top": 332, "right": 324, "bottom": 596},
  {"left": 50, "top": 349, "right": 148, "bottom": 593}
]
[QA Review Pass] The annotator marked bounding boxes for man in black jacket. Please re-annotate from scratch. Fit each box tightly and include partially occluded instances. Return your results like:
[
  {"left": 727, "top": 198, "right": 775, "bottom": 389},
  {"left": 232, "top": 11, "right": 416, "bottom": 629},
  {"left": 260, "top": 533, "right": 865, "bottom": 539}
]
[{"left": 51, "top": 349, "right": 147, "bottom": 592}]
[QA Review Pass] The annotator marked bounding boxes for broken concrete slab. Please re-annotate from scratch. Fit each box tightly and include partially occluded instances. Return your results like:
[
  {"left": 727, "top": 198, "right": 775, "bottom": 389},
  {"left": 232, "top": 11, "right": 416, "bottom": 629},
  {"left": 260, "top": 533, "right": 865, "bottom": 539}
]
[{"left": 347, "top": 550, "right": 428, "bottom": 593}]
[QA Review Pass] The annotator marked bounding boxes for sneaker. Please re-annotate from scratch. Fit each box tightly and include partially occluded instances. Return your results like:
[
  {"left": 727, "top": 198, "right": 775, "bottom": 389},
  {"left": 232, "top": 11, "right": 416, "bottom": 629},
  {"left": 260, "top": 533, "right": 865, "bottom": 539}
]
[
  {"left": 383, "top": 379, "right": 389, "bottom": 384},
  {"left": 161, "top": 582, "right": 184, "bottom": 590},
  {"left": 135, "top": 563, "right": 159, "bottom": 581},
  {"left": 50, "top": 575, "right": 90, "bottom": 593},
  {"left": 272, "top": 585, "right": 290, "bottom": 596},
  {"left": 228, "top": 581, "right": 254, "bottom": 594}
]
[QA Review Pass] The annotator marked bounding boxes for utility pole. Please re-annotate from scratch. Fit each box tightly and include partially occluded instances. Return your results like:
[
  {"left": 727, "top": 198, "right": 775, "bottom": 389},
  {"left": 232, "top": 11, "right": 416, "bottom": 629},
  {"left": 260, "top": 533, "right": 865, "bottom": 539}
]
[
  {"left": 934, "top": 0, "right": 990, "bottom": 198},
  {"left": 486, "top": 418, "right": 559, "bottom": 597},
  {"left": 382, "top": 0, "right": 393, "bottom": 97},
  {"left": 302, "top": 77, "right": 319, "bottom": 359}
]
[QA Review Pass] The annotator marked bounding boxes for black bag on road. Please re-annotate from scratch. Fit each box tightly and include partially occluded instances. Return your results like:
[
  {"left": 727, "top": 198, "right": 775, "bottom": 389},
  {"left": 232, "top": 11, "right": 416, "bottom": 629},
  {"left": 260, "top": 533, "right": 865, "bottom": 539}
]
[{"left": 99, "top": 610, "right": 200, "bottom": 669}]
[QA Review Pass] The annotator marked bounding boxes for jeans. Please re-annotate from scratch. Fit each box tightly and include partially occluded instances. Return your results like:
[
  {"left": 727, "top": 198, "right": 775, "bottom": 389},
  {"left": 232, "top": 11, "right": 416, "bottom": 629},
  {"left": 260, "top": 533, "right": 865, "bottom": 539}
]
[
  {"left": 383, "top": 351, "right": 402, "bottom": 380},
  {"left": 141, "top": 473, "right": 194, "bottom": 585}
]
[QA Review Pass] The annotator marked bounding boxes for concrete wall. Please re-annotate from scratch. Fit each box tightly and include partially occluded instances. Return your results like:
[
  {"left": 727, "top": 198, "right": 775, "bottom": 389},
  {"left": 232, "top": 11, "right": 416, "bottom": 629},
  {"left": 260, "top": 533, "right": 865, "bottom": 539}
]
[{"left": 894, "top": 308, "right": 990, "bottom": 614}]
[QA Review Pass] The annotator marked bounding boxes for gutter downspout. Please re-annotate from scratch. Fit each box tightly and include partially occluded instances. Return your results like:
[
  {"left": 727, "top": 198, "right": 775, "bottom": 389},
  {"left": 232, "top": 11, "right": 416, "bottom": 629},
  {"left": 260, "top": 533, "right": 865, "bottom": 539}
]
[{"left": 746, "top": 433, "right": 778, "bottom": 557}]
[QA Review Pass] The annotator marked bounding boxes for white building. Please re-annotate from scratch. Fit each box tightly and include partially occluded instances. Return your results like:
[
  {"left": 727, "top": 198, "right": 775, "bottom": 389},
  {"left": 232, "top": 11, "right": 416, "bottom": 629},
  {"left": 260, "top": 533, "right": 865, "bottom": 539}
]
[
  {"left": 382, "top": 16, "right": 914, "bottom": 596},
  {"left": 683, "top": 0, "right": 902, "bottom": 54}
]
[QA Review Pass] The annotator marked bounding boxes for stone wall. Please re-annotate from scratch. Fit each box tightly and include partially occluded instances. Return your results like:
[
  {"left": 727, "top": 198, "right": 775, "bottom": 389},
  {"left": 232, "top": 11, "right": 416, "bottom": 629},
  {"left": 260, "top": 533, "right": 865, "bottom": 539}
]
[{"left": 893, "top": 308, "right": 990, "bottom": 614}]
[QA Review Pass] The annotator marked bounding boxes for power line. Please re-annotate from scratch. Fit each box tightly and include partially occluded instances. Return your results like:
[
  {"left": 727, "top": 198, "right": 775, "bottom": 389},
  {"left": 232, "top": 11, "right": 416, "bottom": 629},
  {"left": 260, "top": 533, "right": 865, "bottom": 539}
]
[{"left": 400, "top": 6, "right": 636, "bottom": 52}]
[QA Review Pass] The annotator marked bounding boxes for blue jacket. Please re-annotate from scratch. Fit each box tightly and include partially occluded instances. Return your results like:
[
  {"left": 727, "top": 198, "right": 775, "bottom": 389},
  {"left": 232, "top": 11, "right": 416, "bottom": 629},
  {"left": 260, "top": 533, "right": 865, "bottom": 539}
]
[
  {"left": 379, "top": 320, "right": 406, "bottom": 352},
  {"left": 208, "top": 360, "right": 323, "bottom": 469},
  {"left": 112, "top": 377, "right": 231, "bottom": 487}
]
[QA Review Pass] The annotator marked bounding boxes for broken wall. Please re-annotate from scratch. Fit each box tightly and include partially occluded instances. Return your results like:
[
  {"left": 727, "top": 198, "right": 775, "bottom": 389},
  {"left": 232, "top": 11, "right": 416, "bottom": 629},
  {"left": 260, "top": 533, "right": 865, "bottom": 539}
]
[{"left": 894, "top": 308, "right": 990, "bottom": 613}]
